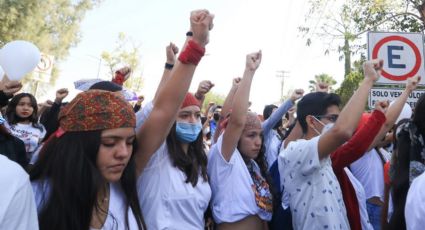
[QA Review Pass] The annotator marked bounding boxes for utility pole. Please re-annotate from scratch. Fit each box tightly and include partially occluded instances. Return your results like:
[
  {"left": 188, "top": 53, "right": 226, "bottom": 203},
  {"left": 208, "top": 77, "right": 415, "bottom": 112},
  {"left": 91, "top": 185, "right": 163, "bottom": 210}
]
[{"left": 276, "top": 70, "right": 290, "bottom": 101}]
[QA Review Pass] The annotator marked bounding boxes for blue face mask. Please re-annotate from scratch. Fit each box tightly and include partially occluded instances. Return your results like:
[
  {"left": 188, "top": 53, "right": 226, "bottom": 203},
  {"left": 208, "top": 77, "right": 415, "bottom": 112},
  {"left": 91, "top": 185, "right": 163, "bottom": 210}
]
[{"left": 175, "top": 121, "right": 202, "bottom": 143}]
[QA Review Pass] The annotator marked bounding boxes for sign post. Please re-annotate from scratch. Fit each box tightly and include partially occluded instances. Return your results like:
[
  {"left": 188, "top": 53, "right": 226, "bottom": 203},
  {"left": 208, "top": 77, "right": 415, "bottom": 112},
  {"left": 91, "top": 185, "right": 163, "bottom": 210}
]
[{"left": 367, "top": 32, "right": 425, "bottom": 108}]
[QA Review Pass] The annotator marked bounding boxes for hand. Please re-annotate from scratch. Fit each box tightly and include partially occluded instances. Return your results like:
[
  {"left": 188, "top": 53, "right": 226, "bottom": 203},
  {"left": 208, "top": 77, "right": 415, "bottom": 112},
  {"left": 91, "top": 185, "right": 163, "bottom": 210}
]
[
  {"left": 406, "top": 75, "right": 420, "bottom": 92},
  {"left": 166, "top": 42, "right": 179, "bottom": 64},
  {"left": 190, "top": 10, "right": 214, "bottom": 47},
  {"left": 39, "top": 100, "right": 54, "bottom": 109},
  {"left": 363, "top": 59, "right": 383, "bottom": 82},
  {"left": 290, "top": 89, "right": 304, "bottom": 102},
  {"left": 246, "top": 50, "right": 262, "bottom": 71},
  {"left": 316, "top": 82, "right": 329, "bottom": 93},
  {"left": 3, "top": 81, "right": 22, "bottom": 96},
  {"left": 232, "top": 77, "right": 242, "bottom": 88},
  {"left": 55, "top": 88, "right": 69, "bottom": 103},
  {"left": 374, "top": 100, "right": 389, "bottom": 114},
  {"left": 117, "top": 66, "right": 132, "bottom": 79},
  {"left": 196, "top": 80, "right": 215, "bottom": 98}
]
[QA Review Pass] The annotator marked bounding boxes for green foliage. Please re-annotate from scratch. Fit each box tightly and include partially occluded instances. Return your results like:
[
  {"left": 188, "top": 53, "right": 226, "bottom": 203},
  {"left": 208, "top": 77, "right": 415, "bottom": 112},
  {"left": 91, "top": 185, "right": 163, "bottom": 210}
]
[
  {"left": 101, "top": 32, "right": 143, "bottom": 92},
  {"left": 335, "top": 71, "right": 364, "bottom": 107},
  {"left": 0, "top": 0, "right": 101, "bottom": 97},
  {"left": 301, "top": 0, "right": 425, "bottom": 77},
  {"left": 202, "top": 92, "right": 226, "bottom": 113},
  {"left": 308, "top": 73, "right": 337, "bottom": 92}
]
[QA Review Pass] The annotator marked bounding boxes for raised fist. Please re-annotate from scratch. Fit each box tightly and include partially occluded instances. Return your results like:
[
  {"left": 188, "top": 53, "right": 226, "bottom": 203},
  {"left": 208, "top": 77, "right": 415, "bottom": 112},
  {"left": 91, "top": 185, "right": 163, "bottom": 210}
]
[
  {"left": 316, "top": 82, "right": 329, "bottom": 93},
  {"left": 166, "top": 42, "right": 179, "bottom": 64},
  {"left": 55, "top": 88, "right": 69, "bottom": 103},
  {"left": 290, "top": 89, "right": 304, "bottom": 102},
  {"left": 363, "top": 59, "right": 383, "bottom": 82},
  {"left": 406, "top": 75, "right": 420, "bottom": 92},
  {"left": 3, "top": 81, "right": 22, "bottom": 96},
  {"left": 374, "top": 100, "right": 389, "bottom": 114},
  {"left": 190, "top": 10, "right": 214, "bottom": 47},
  {"left": 196, "top": 80, "right": 215, "bottom": 97},
  {"left": 246, "top": 51, "right": 262, "bottom": 71},
  {"left": 232, "top": 77, "right": 242, "bottom": 87}
]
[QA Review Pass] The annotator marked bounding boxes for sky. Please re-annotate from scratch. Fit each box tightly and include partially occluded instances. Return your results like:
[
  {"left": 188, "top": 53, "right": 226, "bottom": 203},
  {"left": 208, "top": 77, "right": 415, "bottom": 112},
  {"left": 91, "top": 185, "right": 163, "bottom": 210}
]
[{"left": 49, "top": 0, "right": 345, "bottom": 114}]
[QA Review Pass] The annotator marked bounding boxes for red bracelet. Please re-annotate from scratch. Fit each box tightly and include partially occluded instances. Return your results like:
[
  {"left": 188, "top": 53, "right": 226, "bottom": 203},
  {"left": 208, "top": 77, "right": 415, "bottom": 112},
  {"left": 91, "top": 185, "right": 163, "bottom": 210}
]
[{"left": 178, "top": 40, "right": 205, "bottom": 65}]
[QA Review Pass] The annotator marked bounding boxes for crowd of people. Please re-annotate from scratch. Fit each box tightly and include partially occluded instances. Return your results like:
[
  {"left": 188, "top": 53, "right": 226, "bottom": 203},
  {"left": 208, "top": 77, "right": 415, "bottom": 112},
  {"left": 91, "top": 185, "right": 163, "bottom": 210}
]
[{"left": 0, "top": 9, "right": 424, "bottom": 230}]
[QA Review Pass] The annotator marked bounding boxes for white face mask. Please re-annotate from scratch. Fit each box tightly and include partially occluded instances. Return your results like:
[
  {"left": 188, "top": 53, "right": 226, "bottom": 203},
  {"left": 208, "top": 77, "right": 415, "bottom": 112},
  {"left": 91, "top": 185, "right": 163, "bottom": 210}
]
[
  {"left": 321, "top": 123, "right": 335, "bottom": 134},
  {"left": 312, "top": 116, "right": 334, "bottom": 135}
]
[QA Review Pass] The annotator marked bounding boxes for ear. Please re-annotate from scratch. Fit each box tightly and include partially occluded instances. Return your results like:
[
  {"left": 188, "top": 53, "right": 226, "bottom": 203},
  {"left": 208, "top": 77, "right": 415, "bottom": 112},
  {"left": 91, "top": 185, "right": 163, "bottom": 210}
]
[{"left": 305, "top": 115, "right": 316, "bottom": 129}]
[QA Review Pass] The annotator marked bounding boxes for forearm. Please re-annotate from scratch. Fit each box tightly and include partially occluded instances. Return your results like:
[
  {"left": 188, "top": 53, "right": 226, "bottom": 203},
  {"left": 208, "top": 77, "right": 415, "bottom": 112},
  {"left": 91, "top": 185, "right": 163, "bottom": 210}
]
[
  {"left": 334, "top": 78, "right": 374, "bottom": 136},
  {"left": 221, "top": 86, "right": 237, "bottom": 118},
  {"left": 331, "top": 110, "right": 386, "bottom": 169},
  {"left": 262, "top": 100, "right": 293, "bottom": 131},
  {"left": 230, "top": 70, "right": 254, "bottom": 127}
]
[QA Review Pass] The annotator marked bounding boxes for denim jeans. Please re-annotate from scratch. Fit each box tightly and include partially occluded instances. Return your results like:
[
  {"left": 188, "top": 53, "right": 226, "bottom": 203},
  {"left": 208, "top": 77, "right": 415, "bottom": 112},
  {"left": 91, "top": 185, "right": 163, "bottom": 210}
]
[{"left": 366, "top": 201, "right": 382, "bottom": 230}]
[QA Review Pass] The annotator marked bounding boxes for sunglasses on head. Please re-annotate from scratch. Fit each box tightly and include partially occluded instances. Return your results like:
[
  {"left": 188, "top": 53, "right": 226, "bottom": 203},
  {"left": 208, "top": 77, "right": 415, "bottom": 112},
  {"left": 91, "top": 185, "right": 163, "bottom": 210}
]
[{"left": 314, "top": 114, "right": 339, "bottom": 122}]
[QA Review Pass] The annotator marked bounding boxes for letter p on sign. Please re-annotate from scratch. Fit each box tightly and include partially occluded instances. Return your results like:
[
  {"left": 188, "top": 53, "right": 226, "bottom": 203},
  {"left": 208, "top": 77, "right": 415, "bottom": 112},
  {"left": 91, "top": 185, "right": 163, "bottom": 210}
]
[{"left": 368, "top": 32, "right": 425, "bottom": 86}]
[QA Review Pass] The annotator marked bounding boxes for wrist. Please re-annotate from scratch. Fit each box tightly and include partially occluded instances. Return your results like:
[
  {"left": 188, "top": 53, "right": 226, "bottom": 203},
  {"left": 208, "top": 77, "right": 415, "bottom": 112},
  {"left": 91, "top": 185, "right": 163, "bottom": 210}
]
[
  {"left": 363, "top": 78, "right": 375, "bottom": 85},
  {"left": 178, "top": 40, "right": 205, "bottom": 65},
  {"left": 165, "top": 63, "right": 174, "bottom": 70},
  {"left": 195, "top": 92, "right": 204, "bottom": 100}
]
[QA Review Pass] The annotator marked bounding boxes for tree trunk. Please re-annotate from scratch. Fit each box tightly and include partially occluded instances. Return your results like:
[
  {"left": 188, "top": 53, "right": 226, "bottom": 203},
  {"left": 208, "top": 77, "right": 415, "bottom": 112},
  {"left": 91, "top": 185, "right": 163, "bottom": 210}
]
[{"left": 344, "top": 38, "right": 351, "bottom": 77}]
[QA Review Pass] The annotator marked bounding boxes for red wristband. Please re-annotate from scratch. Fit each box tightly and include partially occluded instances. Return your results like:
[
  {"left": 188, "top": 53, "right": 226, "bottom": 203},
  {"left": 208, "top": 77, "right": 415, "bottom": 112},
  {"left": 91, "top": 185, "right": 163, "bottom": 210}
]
[{"left": 178, "top": 40, "right": 205, "bottom": 65}]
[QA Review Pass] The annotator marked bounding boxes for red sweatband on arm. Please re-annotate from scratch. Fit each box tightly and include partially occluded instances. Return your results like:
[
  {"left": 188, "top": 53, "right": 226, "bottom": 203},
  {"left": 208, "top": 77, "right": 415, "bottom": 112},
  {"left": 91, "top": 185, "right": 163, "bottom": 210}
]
[{"left": 178, "top": 40, "right": 205, "bottom": 65}]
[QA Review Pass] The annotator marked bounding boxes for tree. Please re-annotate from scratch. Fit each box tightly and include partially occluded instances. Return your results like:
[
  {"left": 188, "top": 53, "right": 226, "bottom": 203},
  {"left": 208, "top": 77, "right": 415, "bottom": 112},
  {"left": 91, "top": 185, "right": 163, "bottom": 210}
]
[
  {"left": 101, "top": 32, "right": 143, "bottom": 93},
  {"left": 335, "top": 71, "right": 364, "bottom": 107},
  {"left": 308, "top": 73, "right": 337, "bottom": 92},
  {"left": 300, "top": 0, "right": 425, "bottom": 77},
  {"left": 0, "top": 0, "right": 101, "bottom": 97},
  {"left": 202, "top": 92, "right": 226, "bottom": 113}
]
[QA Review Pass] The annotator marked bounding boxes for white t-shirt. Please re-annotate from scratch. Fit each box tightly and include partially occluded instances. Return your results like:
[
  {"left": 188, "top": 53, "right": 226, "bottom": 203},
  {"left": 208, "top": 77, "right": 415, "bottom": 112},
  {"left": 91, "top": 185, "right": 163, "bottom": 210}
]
[
  {"left": 344, "top": 167, "right": 373, "bottom": 230},
  {"left": 405, "top": 171, "right": 425, "bottom": 230},
  {"left": 278, "top": 136, "right": 349, "bottom": 230},
  {"left": 32, "top": 181, "right": 140, "bottom": 229},
  {"left": 136, "top": 100, "right": 211, "bottom": 230},
  {"left": 350, "top": 148, "right": 385, "bottom": 201},
  {"left": 138, "top": 143, "right": 211, "bottom": 229},
  {"left": 5, "top": 122, "right": 46, "bottom": 156},
  {"left": 207, "top": 134, "right": 272, "bottom": 224},
  {"left": 0, "top": 155, "right": 38, "bottom": 230}
]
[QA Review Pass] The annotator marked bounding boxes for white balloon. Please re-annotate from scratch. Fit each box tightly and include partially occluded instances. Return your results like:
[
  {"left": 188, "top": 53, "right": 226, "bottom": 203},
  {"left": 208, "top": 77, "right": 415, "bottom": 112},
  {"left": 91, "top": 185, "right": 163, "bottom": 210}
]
[
  {"left": 0, "top": 40, "right": 41, "bottom": 81},
  {"left": 0, "top": 66, "right": 4, "bottom": 81}
]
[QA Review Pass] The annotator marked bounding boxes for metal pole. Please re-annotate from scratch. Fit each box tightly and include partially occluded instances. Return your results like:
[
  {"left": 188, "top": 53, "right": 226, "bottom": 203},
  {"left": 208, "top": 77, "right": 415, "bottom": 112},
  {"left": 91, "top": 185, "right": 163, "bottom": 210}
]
[{"left": 276, "top": 70, "right": 290, "bottom": 101}]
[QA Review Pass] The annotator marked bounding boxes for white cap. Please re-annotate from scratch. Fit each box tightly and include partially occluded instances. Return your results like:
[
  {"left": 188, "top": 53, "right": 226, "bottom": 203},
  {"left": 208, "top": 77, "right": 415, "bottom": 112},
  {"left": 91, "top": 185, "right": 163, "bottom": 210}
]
[{"left": 389, "top": 101, "right": 412, "bottom": 125}]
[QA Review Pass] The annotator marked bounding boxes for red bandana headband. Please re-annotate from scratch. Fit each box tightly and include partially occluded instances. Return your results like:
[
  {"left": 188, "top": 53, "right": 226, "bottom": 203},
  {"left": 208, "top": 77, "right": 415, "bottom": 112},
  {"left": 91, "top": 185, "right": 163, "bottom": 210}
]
[{"left": 58, "top": 90, "right": 136, "bottom": 133}]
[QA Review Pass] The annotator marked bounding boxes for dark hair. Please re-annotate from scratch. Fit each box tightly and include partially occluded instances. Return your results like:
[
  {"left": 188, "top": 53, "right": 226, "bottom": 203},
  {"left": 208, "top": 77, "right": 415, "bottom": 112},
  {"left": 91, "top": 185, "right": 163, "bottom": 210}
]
[
  {"left": 166, "top": 122, "right": 208, "bottom": 186},
  {"left": 89, "top": 81, "right": 122, "bottom": 92},
  {"left": 6, "top": 93, "right": 42, "bottom": 130},
  {"left": 29, "top": 131, "right": 146, "bottom": 230},
  {"left": 238, "top": 134, "right": 276, "bottom": 210},
  {"left": 263, "top": 104, "right": 284, "bottom": 138},
  {"left": 412, "top": 93, "right": 425, "bottom": 136},
  {"left": 389, "top": 94, "right": 425, "bottom": 229},
  {"left": 263, "top": 104, "right": 277, "bottom": 120},
  {"left": 297, "top": 92, "right": 341, "bottom": 134}
]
